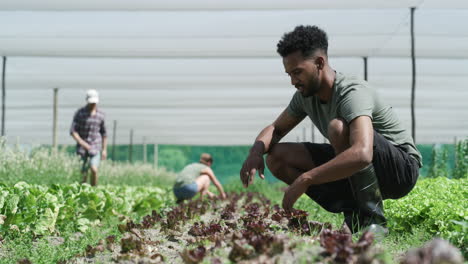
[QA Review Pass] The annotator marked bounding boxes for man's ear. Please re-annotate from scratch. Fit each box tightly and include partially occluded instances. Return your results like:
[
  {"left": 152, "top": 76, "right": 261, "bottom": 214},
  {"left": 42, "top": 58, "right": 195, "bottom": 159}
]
[{"left": 315, "top": 56, "right": 325, "bottom": 70}]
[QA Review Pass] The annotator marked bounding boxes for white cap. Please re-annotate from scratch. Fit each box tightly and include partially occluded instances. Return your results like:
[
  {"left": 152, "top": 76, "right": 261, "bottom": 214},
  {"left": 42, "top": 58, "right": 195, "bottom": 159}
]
[{"left": 86, "top": 89, "right": 99, "bottom": 104}]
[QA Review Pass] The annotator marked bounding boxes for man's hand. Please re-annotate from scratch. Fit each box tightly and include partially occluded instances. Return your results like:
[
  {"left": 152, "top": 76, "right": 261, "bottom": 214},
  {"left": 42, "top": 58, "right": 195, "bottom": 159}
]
[
  {"left": 82, "top": 142, "right": 91, "bottom": 152},
  {"left": 220, "top": 192, "right": 227, "bottom": 200},
  {"left": 101, "top": 149, "right": 107, "bottom": 160},
  {"left": 240, "top": 154, "right": 265, "bottom": 188},
  {"left": 282, "top": 174, "right": 311, "bottom": 212}
]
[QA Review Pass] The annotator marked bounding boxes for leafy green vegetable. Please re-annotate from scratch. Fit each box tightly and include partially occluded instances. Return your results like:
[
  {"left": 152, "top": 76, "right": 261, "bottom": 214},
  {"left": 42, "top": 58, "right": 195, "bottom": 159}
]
[
  {"left": 385, "top": 177, "right": 467, "bottom": 249},
  {"left": 0, "top": 182, "right": 174, "bottom": 237}
]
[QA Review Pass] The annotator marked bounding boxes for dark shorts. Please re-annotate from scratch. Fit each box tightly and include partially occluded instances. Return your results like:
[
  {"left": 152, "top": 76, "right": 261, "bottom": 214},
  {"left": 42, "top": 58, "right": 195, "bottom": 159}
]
[
  {"left": 304, "top": 131, "right": 420, "bottom": 213},
  {"left": 173, "top": 182, "right": 198, "bottom": 200}
]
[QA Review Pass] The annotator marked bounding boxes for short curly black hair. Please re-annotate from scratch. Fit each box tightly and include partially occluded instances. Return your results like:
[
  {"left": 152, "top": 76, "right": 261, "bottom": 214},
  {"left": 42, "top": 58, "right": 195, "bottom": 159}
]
[{"left": 276, "top": 25, "right": 328, "bottom": 58}]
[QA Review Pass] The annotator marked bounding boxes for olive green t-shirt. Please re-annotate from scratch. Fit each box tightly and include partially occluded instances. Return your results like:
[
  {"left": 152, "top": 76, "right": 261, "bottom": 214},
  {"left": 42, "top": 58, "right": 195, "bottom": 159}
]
[
  {"left": 287, "top": 72, "right": 422, "bottom": 166},
  {"left": 174, "top": 162, "right": 208, "bottom": 188}
]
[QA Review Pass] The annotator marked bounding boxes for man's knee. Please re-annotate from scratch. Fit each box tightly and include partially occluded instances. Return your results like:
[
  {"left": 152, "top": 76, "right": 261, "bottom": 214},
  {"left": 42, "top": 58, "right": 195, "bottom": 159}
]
[
  {"left": 196, "top": 174, "right": 210, "bottom": 191},
  {"left": 328, "top": 118, "right": 349, "bottom": 154},
  {"left": 265, "top": 144, "right": 287, "bottom": 174}
]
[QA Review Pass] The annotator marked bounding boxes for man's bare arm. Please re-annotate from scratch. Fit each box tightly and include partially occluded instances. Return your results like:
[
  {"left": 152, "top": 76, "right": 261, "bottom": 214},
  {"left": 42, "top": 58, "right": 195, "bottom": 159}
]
[
  {"left": 240, "top": 109, "right": 304, "bottom": 187},
  {"left": 282, "top": 116, "right": 374, "bottom": 211},
  {"left": 251, "top": 109, "right": 304, "bottom": 154},
  {"left": 71, "top": 131, "right": 91, "bottom": 151},
  {"left": 101, "top": 136, "right": 108, "bottom": 159},
  {"left": 304, "top": 115, "right": 374, "bottom": 184},
  {"left": 201, "top": 167, "right": 226, "bottom": 198}
]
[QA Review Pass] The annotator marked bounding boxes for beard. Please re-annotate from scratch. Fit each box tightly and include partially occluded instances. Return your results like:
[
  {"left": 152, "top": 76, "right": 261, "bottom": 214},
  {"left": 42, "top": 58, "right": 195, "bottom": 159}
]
[{"left": 301, "top": 77, "right": 321, "bottom": 97}]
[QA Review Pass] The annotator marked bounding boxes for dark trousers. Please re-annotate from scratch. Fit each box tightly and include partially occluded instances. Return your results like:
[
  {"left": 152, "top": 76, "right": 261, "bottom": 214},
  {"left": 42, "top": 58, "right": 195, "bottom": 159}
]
[{"left": 304, "top": 131, "right": 420, "bottom": 218}]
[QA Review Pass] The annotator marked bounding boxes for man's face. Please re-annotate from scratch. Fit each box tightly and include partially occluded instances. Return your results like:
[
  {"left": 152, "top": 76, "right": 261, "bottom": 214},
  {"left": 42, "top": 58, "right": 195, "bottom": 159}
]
[{"left": 283, "top": 51, "right": 321, "bottom": 97}]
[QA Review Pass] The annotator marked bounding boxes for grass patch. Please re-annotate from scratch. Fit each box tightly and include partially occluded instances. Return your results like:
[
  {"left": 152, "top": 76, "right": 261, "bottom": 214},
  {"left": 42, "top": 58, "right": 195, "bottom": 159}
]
[
  {"left": 0, "top": 144, "right": 176, "bottom": 187},
  {"left": 0, "top": 218, "right": 123, "bottom": 264}
]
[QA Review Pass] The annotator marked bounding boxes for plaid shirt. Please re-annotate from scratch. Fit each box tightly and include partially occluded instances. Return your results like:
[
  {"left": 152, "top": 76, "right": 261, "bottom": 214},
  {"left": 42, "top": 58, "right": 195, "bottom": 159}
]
[{"left": 70, "top": 106, "right": 107, "bottom": 157}]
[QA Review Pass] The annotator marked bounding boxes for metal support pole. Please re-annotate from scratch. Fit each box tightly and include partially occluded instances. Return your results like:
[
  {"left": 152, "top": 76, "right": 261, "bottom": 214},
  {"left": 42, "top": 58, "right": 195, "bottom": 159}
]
[
  {"left": 154, "top": 143, "right": 158, "bottom": 168},
  {"left": 363, "top": 57, "right": 368, "bottom": 81},
  {"left": 111, "top": 120, "right": 117, "bottom": 161},
  {"left": 129, "top": 129, "right": 133, "bottom": 163},
  {"left": 1, "top": 56, "right": 6, "bottom": 137},
  {"left": 52, "top": 88, "right": 59, "bottom": 149},
  {"left": 454, "top": 136, "right": 458, "bottom": 166},
  {"left": 143, "top": 136, "right": 147, "bottom": 163},
  {"left": 410, "top": 7, "right": 417, "bottom": 143}
]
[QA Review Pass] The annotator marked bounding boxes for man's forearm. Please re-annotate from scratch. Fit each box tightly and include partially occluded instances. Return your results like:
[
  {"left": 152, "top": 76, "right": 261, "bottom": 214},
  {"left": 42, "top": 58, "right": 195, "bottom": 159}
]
[
  {"left": 71, "top": 132, "right": 88, "bottom": 148},
  {"left": 215, "top": 182, "right": 225, "bottom": 194},
  {"left": 251, "top": 125, "right": 283, "bottom": 155},
  {"left": 304, "top": 116, "right": 374, "bottom": 186},
  {"left": 208, "top": 174, "right": 225, "bottom": 195},
  {"left": 102, "top": 136, "right": 108, "bottom": 151},
  {"left": 249, "top": 141, "right": 266, "bottom": 156},
  {"left": 304, "top": 146, "right": 371, "bottom": 185}
]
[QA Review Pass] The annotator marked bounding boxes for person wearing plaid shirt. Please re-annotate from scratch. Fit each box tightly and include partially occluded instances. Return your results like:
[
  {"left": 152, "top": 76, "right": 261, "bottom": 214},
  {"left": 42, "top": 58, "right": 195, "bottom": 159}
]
[{"left": 70, "top": 89, "right": 107, "bottom": 186}]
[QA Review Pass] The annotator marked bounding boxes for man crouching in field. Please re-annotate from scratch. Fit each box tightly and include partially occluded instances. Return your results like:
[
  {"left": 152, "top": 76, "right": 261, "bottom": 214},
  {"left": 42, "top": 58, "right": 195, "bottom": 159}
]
[
  {"left": 173, "top": 153, "right": 227, "bottom": 203},
  {"left": 240, "top": 25, "right": 422, "bottom": 233}
]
